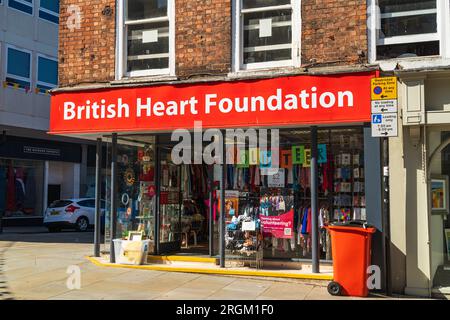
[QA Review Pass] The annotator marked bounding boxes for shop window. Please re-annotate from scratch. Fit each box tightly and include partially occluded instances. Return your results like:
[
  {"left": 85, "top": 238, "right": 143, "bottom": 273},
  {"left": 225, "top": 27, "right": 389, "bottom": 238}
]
[
  {"left": 233, "top": 0, "right": 301, "bottom": 71},
  {"left": 39, "top": 0, "right": 59, "bottom": 24},
  {"left": 371, "top": 0, "right": 449, "bottom": 60},
  {"left": 0, "top": 158, "right": 44, "bottom": 218},
  {"left": 8, "top": 0, "right": 33, "bottom": 15},
  {"left": 224, "top": 128, "right": 367, "bottom": 263},
  {"left": 118, "top": 0, "right": 175, "bottom": 78},
  {"left": 36, "top": 55, "right": 58, "bottom": 94},
  {"left": 5, "top": 45, "right": 32, "bottom": 90}
]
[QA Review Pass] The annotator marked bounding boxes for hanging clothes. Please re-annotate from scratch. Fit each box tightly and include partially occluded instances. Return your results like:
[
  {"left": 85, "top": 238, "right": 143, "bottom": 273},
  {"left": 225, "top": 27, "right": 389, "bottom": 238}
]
[
  {"left": 0, "top": 167, "right": 6, "bottom": 213},
  {"left": 6, "top": 164, "right": 16, "bottom": 212},
  {"left": 301, "top": 207, "right": 309, "bottom": 235}
]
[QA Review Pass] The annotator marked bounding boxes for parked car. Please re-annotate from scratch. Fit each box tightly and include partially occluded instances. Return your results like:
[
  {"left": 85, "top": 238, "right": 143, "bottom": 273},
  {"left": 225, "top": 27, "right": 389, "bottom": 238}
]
[{"left": 44, "top": 198, "right": 106, "bottom": 232}]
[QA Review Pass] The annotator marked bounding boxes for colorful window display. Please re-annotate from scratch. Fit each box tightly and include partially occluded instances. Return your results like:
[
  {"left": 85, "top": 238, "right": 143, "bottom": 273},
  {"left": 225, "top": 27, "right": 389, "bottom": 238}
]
[{"left": 105, "top": 127, "right": 367, "bottom": 265}]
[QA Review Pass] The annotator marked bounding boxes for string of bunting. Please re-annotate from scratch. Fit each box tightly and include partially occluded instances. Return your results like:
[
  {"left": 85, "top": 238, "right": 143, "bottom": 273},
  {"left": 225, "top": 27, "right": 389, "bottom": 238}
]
[{"left": 2, "top": 81, "right": 51, "bottom": 95}]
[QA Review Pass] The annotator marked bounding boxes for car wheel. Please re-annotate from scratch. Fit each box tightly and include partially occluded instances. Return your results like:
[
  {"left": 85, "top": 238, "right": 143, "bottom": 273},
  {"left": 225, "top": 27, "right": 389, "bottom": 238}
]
[
  {"left": 48, "top": 227, "right": 60, "bottom": 233},
  {"left": 76, "top": 217, "right": 89, "bottom": 232}
]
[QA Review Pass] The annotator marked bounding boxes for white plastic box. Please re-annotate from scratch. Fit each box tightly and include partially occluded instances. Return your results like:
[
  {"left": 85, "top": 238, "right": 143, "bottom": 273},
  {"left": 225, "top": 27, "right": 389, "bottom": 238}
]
[{"left": 113, "top": 239, "right": 150, "bottom": 265}]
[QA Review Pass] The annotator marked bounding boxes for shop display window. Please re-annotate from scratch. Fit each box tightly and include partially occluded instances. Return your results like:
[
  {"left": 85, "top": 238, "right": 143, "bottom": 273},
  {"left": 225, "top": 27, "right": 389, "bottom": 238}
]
[
  {"left": 105, "top": 128, "right": 366, "bottom": 265},
  {"left": 104, "top": 136, "right": 157, "bottom": 250},
  {"left": 0, "top": 158, "right": 44, "bottom": 217},
  {"left": 222, "top": 128, "right": 366, "bottom": 263}
]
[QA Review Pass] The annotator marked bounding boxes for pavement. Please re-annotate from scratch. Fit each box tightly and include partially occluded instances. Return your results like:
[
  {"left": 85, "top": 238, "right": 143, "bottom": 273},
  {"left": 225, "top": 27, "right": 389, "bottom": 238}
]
[{"left": 0, "top": 227, "right": 424, "bottom": 300}]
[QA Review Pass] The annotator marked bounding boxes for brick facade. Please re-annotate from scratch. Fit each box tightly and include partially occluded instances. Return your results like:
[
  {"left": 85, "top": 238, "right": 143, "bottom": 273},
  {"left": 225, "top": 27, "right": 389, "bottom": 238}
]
[
  {"left": 175, "top": 0, "right": 232, "bottom": 78},
  {"left": 58, "top": 0, "right": 368, "bottom": 88},
  {"left": 58, "top": 0, "right": 116, "bottom": 87},
  {"left": 301, "top": 0, "right": 368, "bottom": 66}
]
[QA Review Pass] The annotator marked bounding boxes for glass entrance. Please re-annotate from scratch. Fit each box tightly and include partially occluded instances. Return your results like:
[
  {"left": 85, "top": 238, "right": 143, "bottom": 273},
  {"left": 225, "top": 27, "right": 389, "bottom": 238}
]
[{"left": 158, "top": 146, "right": 182, "bottom": 253}]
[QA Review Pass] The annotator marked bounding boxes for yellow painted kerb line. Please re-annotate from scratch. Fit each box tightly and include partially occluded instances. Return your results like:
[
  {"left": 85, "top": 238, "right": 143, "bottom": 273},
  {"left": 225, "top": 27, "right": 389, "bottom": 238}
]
[
  {"left": 85, "top": 256, "right": 333, "bottom": 281},
  {"left": 147, "top": 255, "right": 217, "bottom": 263}
]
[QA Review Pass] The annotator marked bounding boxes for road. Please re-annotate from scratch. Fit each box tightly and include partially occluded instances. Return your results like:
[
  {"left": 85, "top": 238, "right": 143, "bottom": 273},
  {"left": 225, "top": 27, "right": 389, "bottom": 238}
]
[{"left": 0, "top": 228, "right": 409, "bottom": 300}]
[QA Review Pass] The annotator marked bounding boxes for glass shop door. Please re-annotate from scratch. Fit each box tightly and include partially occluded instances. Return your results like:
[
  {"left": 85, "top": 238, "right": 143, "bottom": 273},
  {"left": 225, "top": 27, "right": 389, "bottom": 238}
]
[{"left": 158, "top": 146, "right": 182, "bottom": 253}]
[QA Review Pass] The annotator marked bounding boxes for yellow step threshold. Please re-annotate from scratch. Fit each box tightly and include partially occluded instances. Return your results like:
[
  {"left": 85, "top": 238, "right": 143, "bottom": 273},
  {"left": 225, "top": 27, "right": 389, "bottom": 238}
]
[
  {"left": 86, "top": 256, "right": 333, "bottom": 281},
  {"left": 147, "top": 255, "right": 217, "bottom": 264}
]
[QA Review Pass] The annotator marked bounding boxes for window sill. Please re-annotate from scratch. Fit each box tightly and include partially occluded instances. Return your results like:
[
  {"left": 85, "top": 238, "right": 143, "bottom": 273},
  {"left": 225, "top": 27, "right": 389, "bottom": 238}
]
[
  {"left": 375, "top": 56, "right": 450, "bottom": 71},
  {"left": 376, "top": 56, "right": 450, "bottom": 72},
  {"left": 227, "top": 67, "right": 305, "bottom": 80},
  {"left": 112, "top": 75, "right": 178, "bottom": 86}
]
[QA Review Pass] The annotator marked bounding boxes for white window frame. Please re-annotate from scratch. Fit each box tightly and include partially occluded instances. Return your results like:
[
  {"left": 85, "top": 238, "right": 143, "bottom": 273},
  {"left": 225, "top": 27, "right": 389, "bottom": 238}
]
[
  {"left": 368, "top": 0, "right": 450, "bottom": 63},
  {"left": 232, "top": 0, "right": 301, "bottom": 72},
  {"left": 38, "top": 0, "right": 59, "bottom": 24},
  {"left": 116, "top": 0, "right": 175, "bottom": 79},
  {"left": 8, "top": 0, "right": 34, "bottom": 16},
  {"left": 36, "top": 53, "right": 58, "bottom": 94},
  {"left": 5, "top": 44, "right": 32, "bottom": 91}
]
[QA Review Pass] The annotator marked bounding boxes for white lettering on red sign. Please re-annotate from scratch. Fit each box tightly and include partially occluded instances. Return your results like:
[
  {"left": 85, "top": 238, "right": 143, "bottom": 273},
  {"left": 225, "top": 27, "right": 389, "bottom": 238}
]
[{"left": 62, "top": 88, "right": 354, "bottom": 121}]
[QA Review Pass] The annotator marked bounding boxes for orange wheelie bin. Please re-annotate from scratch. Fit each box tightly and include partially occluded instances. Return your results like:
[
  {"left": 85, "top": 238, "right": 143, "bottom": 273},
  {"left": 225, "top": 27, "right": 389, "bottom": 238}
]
[{"left": 325, "top": 221, "right": 376, "bottom": 297}]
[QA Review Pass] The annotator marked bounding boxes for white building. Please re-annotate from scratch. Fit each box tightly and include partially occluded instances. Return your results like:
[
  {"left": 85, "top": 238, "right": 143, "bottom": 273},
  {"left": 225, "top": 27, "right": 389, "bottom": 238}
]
[
  {"left": 0, "top": 0, "right": 94, "bottom": 226},
  {"left": 368, "top": 0, "right": 450, "bottom": 297}
]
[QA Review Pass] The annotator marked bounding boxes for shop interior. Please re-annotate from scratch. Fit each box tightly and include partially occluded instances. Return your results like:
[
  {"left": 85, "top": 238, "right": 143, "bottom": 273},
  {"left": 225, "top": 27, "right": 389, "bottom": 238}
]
[{"left": 103, "top": 127, "right": 368, "bottom": 267}]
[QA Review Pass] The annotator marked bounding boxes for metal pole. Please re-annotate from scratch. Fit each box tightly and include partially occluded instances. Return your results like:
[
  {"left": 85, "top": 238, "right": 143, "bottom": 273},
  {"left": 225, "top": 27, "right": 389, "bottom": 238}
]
[
  {"left": 311, "top": 126, "right": 320, "bottom": 273},
  {"left": 382, "top": 137, "right": 392, "bottom": 295},
  {"left": 110, "top": 133, "right": 118, "bottom": 263},
  {"left": 219, "top": 131, "right": 226, "bottom": 268},
  {"left": 94, "top": 138, "right": 102, "bottom": 257},
  {"left": 155, "top": 136, "right": 161, "bottom": 255},
  {"left": 209, "top": 165, "right": 214, "bottom": 257}
]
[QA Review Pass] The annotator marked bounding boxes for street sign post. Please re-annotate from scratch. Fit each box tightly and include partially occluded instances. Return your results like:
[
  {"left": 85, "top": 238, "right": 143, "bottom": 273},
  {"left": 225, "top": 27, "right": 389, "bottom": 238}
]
[
  {"left": 371, "top": 77, "right": 398, "bottom": 138},
  {"left": 370, "top": 76, "right": 397, "bottom": 296}
]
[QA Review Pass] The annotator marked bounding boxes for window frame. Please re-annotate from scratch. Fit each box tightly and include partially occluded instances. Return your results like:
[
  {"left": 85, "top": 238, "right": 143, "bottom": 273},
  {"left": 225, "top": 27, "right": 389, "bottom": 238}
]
[
  {"left": 36, "top": 53, "right": 58, "bottom": 95},
  {"left": 368, "top": 0, "right": 450, "bottom": 62},
  {"left": 8, "top": 0, "right": 34, "bottom": 16},
  {"left": 116, "top": 0, "right": 175, "bottom": 79},
  {"left": 5, "top": 44, "right": 32, "bottom": 91},
  {"left": 38, "top": 0, "right": 59, "bottom": 24},
  {"left": 232, "top": 0, "right": 301, "bottom": 72}
]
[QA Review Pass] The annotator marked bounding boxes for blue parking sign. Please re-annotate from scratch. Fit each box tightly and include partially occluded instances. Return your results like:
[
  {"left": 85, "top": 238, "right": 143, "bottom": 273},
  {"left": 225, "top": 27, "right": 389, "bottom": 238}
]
[{"left": 372, "top": 114, "right": 382, "bottom": 124}]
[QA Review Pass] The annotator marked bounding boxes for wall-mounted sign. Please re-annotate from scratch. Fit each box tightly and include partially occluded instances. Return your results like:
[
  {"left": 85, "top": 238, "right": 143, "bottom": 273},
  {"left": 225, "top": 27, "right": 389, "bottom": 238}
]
[
  {"left": 23, "top": 146, "right": 61, "bottom": 157},
  {"left": 50, "top": 72, "right": 375, "bottom": 135}
]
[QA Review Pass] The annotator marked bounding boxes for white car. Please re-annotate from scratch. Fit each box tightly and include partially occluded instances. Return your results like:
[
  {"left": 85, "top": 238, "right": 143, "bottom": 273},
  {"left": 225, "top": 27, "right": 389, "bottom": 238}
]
[{"left": 44, "top": 198, "right": 105, "bottom": 232}]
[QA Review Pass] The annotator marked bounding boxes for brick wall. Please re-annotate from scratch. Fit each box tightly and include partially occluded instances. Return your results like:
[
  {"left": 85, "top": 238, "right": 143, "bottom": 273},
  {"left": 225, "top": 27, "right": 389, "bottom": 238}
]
[
  {"left": 57, "top": 0, "right": 368, "bottom": 88},
  {"left": 58, "top": 0, "right": 116, "bottom": 87},
  {"left": 175, "top": 0, "right": 232, "bottom": 78},
  {"left": 301, "top": 0, "right": 368, "bottom": 66}
]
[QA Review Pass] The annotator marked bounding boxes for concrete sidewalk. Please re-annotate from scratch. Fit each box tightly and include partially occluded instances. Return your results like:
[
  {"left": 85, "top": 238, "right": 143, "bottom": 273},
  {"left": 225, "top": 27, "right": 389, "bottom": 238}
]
[{"left": 0, "top": 231, "right": 423, "bottom": 300}]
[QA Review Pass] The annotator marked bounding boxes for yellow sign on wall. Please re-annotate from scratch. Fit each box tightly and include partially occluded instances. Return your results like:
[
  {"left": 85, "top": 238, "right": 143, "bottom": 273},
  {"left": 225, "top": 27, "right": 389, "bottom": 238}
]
[{"left": 371, "top": 77, "right": 398, "bottom": 100}]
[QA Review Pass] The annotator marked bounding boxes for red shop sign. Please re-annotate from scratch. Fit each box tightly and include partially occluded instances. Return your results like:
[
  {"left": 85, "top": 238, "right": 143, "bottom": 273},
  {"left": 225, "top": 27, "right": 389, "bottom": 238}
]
[{"left": 49, "top": 72, "right": 375, "bottom": 135}]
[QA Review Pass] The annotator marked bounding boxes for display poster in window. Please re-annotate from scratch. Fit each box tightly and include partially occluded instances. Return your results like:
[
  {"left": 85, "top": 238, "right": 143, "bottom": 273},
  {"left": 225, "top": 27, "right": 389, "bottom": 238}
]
[
  {"left": 431, "top": 176, "right": 449, "bottom": 215},
  {"left": 268, "top": 169, "right": 285, "bottom": 188},
  {"left": 445, "top": 229, "right": 450, "bottom": 262},
  {"left": 218, "top": 190, "right": 240, "bottom": 220},
  {"left": 260, "top": 208, "right": 294, "bottom": 239},
  {"left": 318, "top": 144, "right": 327, "bottom": 164}
]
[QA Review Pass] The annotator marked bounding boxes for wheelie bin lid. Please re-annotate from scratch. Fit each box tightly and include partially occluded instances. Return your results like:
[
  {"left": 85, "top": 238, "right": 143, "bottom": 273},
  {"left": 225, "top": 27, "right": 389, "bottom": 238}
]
[{"left": 327, "top": 220, "right": 376, "bottom": 233}]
